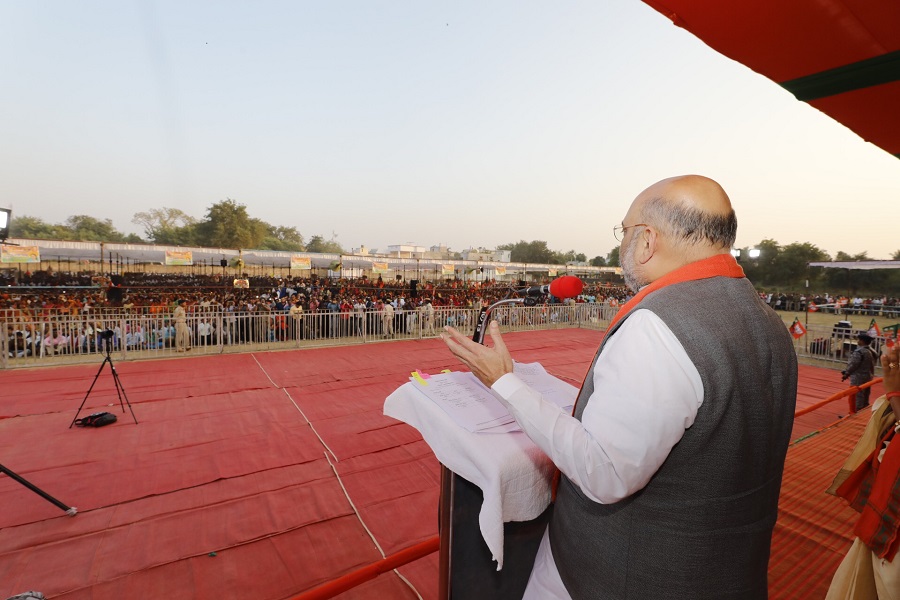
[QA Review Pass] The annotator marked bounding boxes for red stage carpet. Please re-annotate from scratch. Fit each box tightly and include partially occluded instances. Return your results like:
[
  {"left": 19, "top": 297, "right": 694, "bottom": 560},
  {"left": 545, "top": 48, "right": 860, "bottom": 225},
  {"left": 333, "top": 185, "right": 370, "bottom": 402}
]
[{"left": 0, "top": 329, "right": 876, "bottom": 598}]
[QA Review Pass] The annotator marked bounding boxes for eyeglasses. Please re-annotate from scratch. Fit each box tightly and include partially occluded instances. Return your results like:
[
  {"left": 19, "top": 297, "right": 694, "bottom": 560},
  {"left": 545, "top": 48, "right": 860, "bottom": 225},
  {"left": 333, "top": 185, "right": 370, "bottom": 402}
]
[{"left": 613, "top": 223, "right": 648, "bottom": 241}]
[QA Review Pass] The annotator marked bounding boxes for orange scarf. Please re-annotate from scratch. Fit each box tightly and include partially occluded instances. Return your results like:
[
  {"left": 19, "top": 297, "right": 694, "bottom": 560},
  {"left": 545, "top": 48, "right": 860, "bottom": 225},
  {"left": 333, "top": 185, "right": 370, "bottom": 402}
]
[{"left": 605, "top": 253, "right": 745, "bottom": 334}]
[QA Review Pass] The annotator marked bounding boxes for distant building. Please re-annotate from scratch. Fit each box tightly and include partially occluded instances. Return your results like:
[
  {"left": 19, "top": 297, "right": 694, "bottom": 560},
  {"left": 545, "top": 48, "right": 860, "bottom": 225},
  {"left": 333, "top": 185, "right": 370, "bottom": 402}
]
[
  {"left": 462, "top": 248, "right": 511, "bottom": 263},
  {"left": 386, "top": 244, "right": 428, "bottom": 258}
]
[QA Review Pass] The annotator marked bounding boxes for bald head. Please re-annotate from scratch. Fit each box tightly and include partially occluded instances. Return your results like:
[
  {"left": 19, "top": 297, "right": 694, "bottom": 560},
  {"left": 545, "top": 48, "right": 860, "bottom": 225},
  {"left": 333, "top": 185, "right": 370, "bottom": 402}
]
[
  {"left": 630, "top": 175, "right": 736, "bottom": 252},
  {"left": 619, "top": 175, "right": 737, "bottom": 288}
]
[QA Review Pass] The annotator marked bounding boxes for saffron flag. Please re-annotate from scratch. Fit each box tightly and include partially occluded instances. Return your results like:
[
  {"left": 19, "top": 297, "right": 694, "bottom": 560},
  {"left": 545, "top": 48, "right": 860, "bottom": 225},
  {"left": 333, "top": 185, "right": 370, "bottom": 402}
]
[
  {"left": 867, "top": 319, "right": 882, "bottom": 338},
  {"left": 789, "top": 318, "right": 807, "bottom": 340},
  {"left": 808, "top": 302, "right": 818, "bottom": 312}
]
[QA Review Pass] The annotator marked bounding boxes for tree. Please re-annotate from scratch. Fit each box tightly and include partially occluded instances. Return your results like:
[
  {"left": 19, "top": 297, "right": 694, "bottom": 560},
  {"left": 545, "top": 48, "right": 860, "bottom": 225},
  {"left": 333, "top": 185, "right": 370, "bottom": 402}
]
[
  {"left": 589, "top": 255, "right": 607, "bottom": 267},
  {"left": 497, "top": 240, "right": 556, "bottom": 263},
  {"left": 772, "top": 242, "right": 830, "bottom": 289},
  {"left": 606, "top": 246, "right": 620, "bottom": 267},
  {"left": 194, "top": 199, "right": 267, "bottom": 249},
  {"left": 63, "top": 215, "right": 124, "bottom": 241},
  {"left": 258, "top": 225, "right": 305, "bottom": 251},
  {"left": 892, "top": 250, "right": 900, "bottom": 260},
  {"left": 306, "top": 234, "right": 344, "bottom": 254},
  {"left": 835, "top": 251, "right": 869, "bottom": 261},
  {"left": 9, "top": 215, "right": 66, "bottom": 239},
  {"left": 132, "top": 208, "right": 197, "bottom": 244},
  {"left": 9, "top": 214, "right": 132, "bottom": 242},
  {"left": 739, "top": 239, "right": 780, "bottom": 287}
]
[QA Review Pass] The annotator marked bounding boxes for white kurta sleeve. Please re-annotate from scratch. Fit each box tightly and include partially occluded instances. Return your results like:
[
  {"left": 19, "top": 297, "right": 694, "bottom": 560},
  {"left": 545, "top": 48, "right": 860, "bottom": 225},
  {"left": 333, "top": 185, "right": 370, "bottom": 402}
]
[{"left": 491, "top": 309, "right": 703, "bottom": 504}]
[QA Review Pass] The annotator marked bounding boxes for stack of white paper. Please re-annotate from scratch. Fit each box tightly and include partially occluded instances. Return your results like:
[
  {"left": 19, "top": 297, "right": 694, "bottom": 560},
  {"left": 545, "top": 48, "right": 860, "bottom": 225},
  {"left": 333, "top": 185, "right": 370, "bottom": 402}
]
[{"left": 408, "top": 362, "right": 577, "bottom": 433}]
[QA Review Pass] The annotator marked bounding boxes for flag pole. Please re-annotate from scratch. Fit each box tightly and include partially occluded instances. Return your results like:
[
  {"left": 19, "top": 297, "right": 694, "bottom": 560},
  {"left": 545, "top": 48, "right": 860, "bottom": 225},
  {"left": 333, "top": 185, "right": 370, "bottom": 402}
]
[{"left": 804, "top": 279, "right": 809, "bottom": 354}]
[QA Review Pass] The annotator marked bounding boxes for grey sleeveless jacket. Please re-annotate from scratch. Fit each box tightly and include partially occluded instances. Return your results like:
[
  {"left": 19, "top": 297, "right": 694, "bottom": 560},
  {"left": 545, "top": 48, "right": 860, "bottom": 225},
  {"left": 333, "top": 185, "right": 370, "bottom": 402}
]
[{"left": 550, "top": 276, "right": 797, "bottom": 599}]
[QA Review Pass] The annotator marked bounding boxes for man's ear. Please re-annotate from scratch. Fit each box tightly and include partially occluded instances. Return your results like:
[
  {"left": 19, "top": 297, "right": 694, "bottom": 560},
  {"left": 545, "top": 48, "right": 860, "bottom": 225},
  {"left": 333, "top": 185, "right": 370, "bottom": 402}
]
[{"left": 637, "top": 226, "right": 657, "bottom": 265}]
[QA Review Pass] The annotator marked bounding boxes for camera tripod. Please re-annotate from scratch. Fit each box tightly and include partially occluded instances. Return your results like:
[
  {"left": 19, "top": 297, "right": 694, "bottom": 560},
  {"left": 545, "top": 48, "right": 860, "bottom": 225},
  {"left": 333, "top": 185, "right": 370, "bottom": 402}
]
[
  {"left": 0, "top": 463, "right": 77, "bottom": 515},
  {"left": 69, "top": 336, "right": 138, "bottom": 427}
]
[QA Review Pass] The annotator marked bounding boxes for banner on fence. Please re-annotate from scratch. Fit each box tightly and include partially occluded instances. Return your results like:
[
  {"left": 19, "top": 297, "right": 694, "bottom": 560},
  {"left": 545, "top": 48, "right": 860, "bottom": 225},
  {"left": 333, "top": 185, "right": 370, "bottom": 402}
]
[
  {"left": 0, "top": 245, "right": 40, "bottom": 263},
  {"left": 372, "top": 262, "right": 389, "bottom": 274},
  {"left": 441, "top": 264, "right": 454, "bottom": 276},
  {"left": 290, "top": 256, "right": 311, "bottom": 270},
  {"left": 495, "top": 266, "right": 507, "bottom": 276},
  {"left": 165, "top": 250, "right": 193, "bottom": 266},
  {"left": 548, "top": 269, "right": 558, "bottom": 277}
]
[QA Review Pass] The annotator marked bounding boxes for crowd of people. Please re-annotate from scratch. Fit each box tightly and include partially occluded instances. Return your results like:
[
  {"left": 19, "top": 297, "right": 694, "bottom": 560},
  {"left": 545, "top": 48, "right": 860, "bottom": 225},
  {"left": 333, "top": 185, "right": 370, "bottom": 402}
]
[
  {"left": 762, "top": 291, "right": 900, "bottom": 316},
  {"left": 1, "top": 270, "right": 629, "bottom": 359}
]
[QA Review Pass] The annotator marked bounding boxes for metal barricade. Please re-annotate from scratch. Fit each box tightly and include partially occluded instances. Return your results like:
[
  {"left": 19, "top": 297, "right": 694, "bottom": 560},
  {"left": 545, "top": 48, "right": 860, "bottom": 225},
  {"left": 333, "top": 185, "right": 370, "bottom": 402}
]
[{"left": 1, "top": 304, "right": 618, "bottom": 369}]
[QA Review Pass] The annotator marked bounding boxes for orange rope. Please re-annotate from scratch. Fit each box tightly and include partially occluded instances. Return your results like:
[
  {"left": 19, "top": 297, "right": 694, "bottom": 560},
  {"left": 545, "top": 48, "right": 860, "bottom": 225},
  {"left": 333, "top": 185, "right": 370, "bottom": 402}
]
[
  {"left": 291, "top": 535, "right": 440, "bottom": 600},
  {"left": 794, "top": 377, "right": 883, "bottom": 417}
]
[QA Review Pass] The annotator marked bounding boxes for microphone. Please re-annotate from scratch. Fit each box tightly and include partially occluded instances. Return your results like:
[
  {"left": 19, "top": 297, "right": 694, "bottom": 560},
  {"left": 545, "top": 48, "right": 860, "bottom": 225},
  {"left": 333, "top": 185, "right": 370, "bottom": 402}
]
[{"left": 522, "top": 275, "right": 584, "bottom": 299}]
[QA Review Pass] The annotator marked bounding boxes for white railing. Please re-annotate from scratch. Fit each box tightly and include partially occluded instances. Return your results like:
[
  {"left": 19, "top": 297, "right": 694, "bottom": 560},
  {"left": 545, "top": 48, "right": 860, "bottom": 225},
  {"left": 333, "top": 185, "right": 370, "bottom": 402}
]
[
  {"left": 789, "top": 322, "right": 890, "bottom": 367},
  {"left": 0, "top": 303, "right": 613, "bottom": 369},
  {"left": 3, "top": 305, "right": 880, "bottom": 370}
]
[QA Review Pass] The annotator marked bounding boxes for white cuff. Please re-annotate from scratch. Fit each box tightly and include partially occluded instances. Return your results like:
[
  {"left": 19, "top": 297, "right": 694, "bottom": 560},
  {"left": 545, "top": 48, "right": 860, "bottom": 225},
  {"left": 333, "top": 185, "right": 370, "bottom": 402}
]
[{"left": 491, "top": 372, "right": 527, "bottom": 400}]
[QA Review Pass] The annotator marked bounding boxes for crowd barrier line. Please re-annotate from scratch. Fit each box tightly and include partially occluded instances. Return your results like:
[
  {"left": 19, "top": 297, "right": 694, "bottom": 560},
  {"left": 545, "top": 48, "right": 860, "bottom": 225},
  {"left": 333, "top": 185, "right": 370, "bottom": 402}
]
[{"left": 289, "top": 536, "right": 440, "bottom": 600}]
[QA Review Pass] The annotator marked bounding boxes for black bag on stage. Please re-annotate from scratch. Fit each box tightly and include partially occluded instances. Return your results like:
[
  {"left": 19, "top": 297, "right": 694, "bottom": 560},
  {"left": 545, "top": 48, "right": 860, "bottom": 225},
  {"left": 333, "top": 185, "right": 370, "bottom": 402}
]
[{"left": 74, "top": 412, "right": 117, "bottom": 427}]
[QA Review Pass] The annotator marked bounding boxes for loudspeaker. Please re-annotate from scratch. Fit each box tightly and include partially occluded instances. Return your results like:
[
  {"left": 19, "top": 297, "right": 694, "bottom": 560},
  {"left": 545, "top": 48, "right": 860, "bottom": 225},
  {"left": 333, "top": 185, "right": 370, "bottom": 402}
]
[
  {"left": 220, "top": 259, "right": 228, "bottom": 267},
  {"left": 410, "top": 280, "right": 419, "bottom": 298},
  {"left": 110, "top": 275, "right": 124, "bottom": 286},
  {"left": 396, "top": 274, "right": 403, "bottom": 281},
  {"left": 107, "top": 287, "right": 124, "bottom": 303}
]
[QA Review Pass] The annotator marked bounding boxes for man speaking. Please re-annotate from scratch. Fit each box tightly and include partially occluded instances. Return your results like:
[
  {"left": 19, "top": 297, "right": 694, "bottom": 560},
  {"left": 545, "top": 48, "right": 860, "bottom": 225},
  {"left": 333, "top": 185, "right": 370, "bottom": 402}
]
[{"left": 441, "top": 175, "right": 797, "bottom": 599}]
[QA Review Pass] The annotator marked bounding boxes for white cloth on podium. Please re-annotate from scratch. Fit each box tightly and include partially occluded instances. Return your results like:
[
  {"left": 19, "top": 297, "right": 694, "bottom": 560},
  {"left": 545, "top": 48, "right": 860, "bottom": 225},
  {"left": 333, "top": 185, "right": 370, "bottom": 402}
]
[{"left": 385, "top": 383, "right": 555, "bottom": 569}]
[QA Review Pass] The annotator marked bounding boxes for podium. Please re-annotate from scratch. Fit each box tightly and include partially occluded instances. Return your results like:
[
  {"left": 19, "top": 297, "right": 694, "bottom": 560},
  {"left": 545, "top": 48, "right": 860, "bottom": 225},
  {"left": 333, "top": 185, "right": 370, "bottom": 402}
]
[
  {"left": 438, "top": 467, "right": 550, "bottom": 599},
  {"left": 384, "top": 383, "right": 556, "bottom": 600}
]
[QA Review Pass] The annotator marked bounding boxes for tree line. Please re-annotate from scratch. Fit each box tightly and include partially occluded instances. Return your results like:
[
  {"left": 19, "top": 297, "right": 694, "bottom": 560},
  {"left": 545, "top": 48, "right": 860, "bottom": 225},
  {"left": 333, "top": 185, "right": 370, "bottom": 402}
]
[
  {"left": 9, "top": 200, "right": 900, "bottom": 294},
  {"left": 11, "top": 199, "right": 344, "bottom": 254}
]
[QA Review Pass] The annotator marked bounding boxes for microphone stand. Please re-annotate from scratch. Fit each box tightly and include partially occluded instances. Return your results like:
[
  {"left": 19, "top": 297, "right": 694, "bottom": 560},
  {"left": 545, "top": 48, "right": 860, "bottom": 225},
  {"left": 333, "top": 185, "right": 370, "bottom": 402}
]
[{"left": 471, "top": 293, "right": 537, "bottom": 344}]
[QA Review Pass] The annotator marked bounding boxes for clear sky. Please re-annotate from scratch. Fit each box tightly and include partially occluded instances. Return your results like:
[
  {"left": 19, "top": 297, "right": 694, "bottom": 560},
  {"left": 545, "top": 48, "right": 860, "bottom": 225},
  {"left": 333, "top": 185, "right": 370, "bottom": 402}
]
[{"left": 2, "top": 1, "right": 899, "bottom": 260}]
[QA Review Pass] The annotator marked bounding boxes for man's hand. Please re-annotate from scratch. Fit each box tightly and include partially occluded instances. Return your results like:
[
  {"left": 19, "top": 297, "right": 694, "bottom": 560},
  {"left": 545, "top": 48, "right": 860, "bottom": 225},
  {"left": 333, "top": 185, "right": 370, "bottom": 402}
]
[
  {"left": 881, "top": 344, "right": 900, "bottom": 394},
  {"left": 440, "top": 321, "right": 514, "bottom": 388},
  {"left": 841, "top": 371, "right": 848, "bottom": 382},
  {"left": 882, "top": 344, "right": 900, "bottom": 417}
]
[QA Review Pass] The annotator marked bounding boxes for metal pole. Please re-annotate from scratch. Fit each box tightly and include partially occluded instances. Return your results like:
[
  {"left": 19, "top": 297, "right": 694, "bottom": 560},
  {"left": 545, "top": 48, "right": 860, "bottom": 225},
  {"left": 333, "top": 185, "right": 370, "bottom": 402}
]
[{"left": 0, "top": 463, "right": 77, "bottom": 515}]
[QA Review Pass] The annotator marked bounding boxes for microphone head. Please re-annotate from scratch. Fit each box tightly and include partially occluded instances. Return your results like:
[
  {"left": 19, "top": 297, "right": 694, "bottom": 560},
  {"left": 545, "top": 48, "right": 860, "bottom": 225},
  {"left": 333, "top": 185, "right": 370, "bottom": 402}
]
[{"left": 548, "top": 276, "right": 584, "bottom": 299}]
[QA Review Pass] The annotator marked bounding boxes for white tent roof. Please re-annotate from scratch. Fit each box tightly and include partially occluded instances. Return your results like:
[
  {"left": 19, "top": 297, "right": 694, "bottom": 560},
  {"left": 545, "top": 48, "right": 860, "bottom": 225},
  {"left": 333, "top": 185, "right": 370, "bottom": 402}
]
[
  {"left": 3, "top": 238, "right": 619, "bottom": 276},
  {"left": 808, "top": 260, "right": 900, "bottom": 270}
]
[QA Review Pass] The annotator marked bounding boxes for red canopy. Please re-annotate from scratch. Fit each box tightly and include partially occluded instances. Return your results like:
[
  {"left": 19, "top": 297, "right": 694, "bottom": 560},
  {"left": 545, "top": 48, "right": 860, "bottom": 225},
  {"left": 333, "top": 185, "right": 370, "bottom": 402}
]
[{"left": 643, "top": 0, "right": 900, "bottom": 158}]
